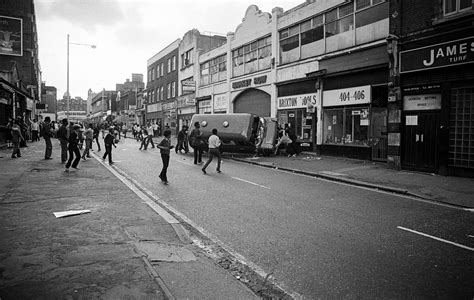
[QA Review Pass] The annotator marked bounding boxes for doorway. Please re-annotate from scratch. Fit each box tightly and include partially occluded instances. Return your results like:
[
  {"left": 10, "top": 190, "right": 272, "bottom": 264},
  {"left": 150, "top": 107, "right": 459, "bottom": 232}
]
[{"left": 402, "top": 111, "right": 440, "bottom": 172}]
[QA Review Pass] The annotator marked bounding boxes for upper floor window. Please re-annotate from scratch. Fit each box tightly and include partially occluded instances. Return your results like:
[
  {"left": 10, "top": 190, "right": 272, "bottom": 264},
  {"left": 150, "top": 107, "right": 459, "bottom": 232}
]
[
  {"left": 171, "top": 81, "right": 176, "bottom": 98},
  {"left": 167, "top": 83, "right": 171, "bottom": 99},
  {"left": 160, "top": 63, "right": 164, "bottom": 76},
  {"left": 151, "top": 68, "right": 155, "bottom": 81},
  {"left": 444, "top": 0, "right": 472, "bottom": 15},
  {"left": 200, "top": 54, "right": 227, "bottom": 86},
  {"left": 181, "top": 49, "right": 193, "bottom": 69},
  {"left": 232, "top": 36, "right": 271, "bottom": 77},
  {"left": 172, "top": 56, "right": 176, "bottom": 71},
  {"left": 160, "top": 86, "right": 164, "bottom": 100},
  {"left": 167, "top": 58, "right": 171, "bottom": 73}
]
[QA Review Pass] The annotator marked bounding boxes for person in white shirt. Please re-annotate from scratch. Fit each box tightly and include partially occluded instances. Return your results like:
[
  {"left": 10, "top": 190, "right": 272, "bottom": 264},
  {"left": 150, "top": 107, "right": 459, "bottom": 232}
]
[
  {"left": 30, "top": 119, "right": 40, "bottom": 142},
  {"left": 147, "top": 124, "right": 155, "bottom": 148},
  {"left": 202, "top": 128, "right": 222, "bottom": 174}
]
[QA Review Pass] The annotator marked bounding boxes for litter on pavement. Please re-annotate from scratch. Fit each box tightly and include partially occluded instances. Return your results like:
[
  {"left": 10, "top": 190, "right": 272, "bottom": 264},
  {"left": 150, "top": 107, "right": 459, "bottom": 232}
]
[{"left": 53, "top": 210, "right": 91, "bottom": 218}]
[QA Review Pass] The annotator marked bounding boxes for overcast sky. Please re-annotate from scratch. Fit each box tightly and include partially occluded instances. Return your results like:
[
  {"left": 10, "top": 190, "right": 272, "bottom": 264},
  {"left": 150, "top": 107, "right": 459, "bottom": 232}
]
[{"left": 35, "top": 0, "right": 302, "bottom": 100}]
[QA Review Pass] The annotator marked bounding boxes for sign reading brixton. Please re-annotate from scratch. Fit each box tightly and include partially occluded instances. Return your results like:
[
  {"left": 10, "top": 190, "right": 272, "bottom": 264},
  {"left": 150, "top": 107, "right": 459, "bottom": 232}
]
[{"left": 400, "top": 36, "right": 474, "bottom": 73}]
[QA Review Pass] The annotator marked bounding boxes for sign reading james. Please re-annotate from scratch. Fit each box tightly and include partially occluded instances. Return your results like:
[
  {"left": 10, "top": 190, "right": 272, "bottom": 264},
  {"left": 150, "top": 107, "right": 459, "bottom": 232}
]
[
  {"left": 400, "top": 36, "right": 474, "bottom": 73},
  {"left": 0, "top": 15, "right": 23, "bottom": 56}
]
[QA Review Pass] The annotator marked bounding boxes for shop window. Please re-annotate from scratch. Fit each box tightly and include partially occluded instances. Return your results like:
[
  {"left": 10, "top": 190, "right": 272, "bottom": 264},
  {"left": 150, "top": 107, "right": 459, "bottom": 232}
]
[
  {"left": 449, "top": 86, "right": 474, "bottom": 168},
  {"left": 324, "top": 107, "right": 369, "bottom": 145}
]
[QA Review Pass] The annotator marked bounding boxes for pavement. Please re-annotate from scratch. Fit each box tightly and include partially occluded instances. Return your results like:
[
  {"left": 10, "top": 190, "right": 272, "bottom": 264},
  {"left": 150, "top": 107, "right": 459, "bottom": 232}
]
[
  {"left": 1, "top": 138, "right": 473, "bottom": 299},
  {"left": 0, "top": 140, "right": 261, "bottom": 300}
]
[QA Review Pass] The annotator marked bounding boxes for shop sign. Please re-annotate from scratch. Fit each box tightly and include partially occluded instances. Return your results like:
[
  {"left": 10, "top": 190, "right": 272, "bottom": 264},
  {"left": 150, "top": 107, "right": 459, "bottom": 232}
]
[
  {"left": 232, "top": 75, "right": 268, "bottom": 89},
  {"left": 323, "top": 85, "right": 371, "bottom": 107},
  {"left": 400, "top": 36, "right": 474, "bottom": 73},
  {"left": 403, "top": 94, "right": 441, "bottom": 111},
  {"left": 0, "top": 15, "right": 23, "bottom": 56},
  {"left": 214, "top": 94, "right": 227, "bottom": 111},
  {"left": 162, "top": 102, "right": 176, "bottom": 110},
  {"left": 182, "top": 80, "right": 196, "bottom": 93},
  {"left": 277, "top": 93, "right": 318, "bottom": 109},
  {"left": 199, "top": 99, "right": 212, "bottom": 108},
  {"left": 147, "top": 103, "right": 159, "bottom": 112}
]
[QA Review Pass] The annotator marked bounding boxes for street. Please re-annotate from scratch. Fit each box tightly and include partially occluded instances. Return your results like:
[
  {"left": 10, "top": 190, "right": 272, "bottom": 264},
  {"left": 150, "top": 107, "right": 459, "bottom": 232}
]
[{"left": 110, "top": 138, "right": 474, "bottom": 299}]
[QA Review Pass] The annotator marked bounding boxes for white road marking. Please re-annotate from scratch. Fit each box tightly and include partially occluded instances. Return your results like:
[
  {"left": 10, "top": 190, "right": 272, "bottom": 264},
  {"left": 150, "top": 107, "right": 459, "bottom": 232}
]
[
  {"left": 238, "top": 160, "right": 468, "bottom": 212},
  {"left": 231, "top": 176, "right": 270, "bottom": 190},
  {"left": 397, "top": 226, "right": 474, "bottom": 252}
]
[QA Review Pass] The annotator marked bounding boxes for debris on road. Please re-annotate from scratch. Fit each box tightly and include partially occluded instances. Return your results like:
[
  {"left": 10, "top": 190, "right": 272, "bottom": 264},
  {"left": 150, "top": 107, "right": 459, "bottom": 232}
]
[{"left": 53, "top": 209, "right": 91, "bottom": 218}]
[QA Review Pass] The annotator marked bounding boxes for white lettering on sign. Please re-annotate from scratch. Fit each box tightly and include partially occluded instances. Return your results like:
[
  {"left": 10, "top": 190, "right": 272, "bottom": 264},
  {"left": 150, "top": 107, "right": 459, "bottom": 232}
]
[
  {"left": 277, "top": 93, "right": 319, "bottom": 109},
  {"left": 423, "top": 42, "right": 474, "bottom": 66},
  {"left": 323, "top": 85, "right": 371, "bottom": 107}
]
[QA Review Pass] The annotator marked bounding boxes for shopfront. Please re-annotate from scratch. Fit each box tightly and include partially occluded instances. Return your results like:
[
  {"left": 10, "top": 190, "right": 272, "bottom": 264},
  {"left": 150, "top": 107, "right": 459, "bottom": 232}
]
[
  {"left": 162, "top": 101, "right": 177, "bottom": 134},
  {"left": 276, "top": 93, "right": 318, "bottom": 151},
  {"left": 196, "top": 96, "right": 212, "bottom": 114},
  {"left": 321, "top": 83, "right": 388, "bottom": 160},
  {"left": 231, "top": 74, "right": 271, "bottom": 117},
  {"left": 177, "top": 93, "right": 195, "bottom": 130},
  {"left": 399, "top": 34, "right": 474, "bottom": 176}
]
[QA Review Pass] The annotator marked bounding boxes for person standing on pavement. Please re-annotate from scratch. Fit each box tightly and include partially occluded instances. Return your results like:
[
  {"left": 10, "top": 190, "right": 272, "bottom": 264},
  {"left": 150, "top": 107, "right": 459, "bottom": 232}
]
[
  {"left": 102, "top": 128, "right": 117, "bottom": 165},
  {"left": 41, "top": 116, "right": 54, "bottom": 160},
  {"left": 10, "top": 119, "right": 24, "bottom": 159},
  {"left": 189, "top": 121, "right": 203, "bottom": 164},
  {"left": 30, "top": 119, "right": 40, "bottom": 142},
  {"left": 65, "top": 124, "right": 81, "bottom": 172},
  {"left": 139, "top": 126, "right": 149, "bottom": 150},
  {"left": 157, "top": 129, "right": 174, "bottom": 184},
  {"left": 202, "top": 128, "right": 222, "bottom": 174},
  {"left": 81, "top": 123, "right": 94, "bottom": 160},
  {"left": 56, "top": 118, "right": 69, "bottom": 164}
]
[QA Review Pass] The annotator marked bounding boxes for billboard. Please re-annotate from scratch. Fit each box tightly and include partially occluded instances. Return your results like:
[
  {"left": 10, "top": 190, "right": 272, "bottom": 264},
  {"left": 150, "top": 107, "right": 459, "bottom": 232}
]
[{"left": 0, "top": 15, "right": 23, "bottom": 56}]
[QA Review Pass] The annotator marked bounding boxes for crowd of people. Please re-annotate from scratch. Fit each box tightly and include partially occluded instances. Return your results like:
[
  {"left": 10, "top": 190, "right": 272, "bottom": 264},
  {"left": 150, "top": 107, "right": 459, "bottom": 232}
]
[{"left": 7, "top": 115, "right": 300, "bottom": 185}]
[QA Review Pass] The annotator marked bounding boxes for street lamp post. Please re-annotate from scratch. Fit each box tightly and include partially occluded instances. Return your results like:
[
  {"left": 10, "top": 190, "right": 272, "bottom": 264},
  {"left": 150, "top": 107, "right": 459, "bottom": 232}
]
[{"left": 66, "top": 34, "right": 96, "bottom": 119}]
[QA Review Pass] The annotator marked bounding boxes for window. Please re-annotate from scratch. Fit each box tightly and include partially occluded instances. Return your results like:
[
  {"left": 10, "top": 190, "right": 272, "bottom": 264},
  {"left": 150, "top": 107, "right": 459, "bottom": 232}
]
[
  {"left": 172, "top": 56, "right": 176, "bottom": 71},
  {"left": 160, "top": 63, "right": 164, "bottom": 76},
  {"left": 167, "top": 83, "right": 171, "bottom": 99},
  {"left": 232, "top": 36, "right": 271, "bottom": 77},
  {"left": 171, "top": 82, "right": 176, "bottom": 98},
  {"left": 323, "top": 107, "right": 370, "bottom": 145},
  {"left": 200, "top": 54, "right": 227, "bottom": 85},
  {"left": 181, "top": 49, "right": 193, "bottom": 69},
  {"left": 160, "top": 87, "right": 164, "bottom": 100},
  {"left": 167, "top": 58, "right": 171, "bottom": 73},
  {"left": 444, "top": 0, "right": 472, "bottom": 15}
]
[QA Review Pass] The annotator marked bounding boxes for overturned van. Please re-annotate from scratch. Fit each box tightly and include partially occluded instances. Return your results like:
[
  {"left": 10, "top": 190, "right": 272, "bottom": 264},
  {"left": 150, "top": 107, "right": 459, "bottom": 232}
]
[{"left": 189, "top": 113, "right": 278, "bottom": 155}]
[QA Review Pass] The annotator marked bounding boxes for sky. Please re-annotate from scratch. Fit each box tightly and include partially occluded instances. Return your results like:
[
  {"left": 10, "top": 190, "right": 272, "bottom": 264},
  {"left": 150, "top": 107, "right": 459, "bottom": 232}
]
[{"left": 35, "top": 0, "right": 303, "bottom": 100}]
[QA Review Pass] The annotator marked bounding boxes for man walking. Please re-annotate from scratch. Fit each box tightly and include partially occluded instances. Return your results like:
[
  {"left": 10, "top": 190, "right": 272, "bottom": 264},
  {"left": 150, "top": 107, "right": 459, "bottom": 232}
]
[
  {"left": 147, "top": 123, "right": 155, "bottom": 149},
  {"left": 65, "top": 124, "right": 81, "bottom": 171},
  {"left": 202, "top": 128, "right": 222, "bottom": 174},
  {"left": 157, "top": 129, "right": 174, "bottom": 184},
  {"left": 102, "top": 128, "right": 117, "bottom": 165},
  {"left": 10, "top": 119, "right": 24, "bottom": 158},
  {"left": 42, "top": 116, "right": 54, "bottom": 160},
  {"left": 81, "top": 123, "right": 94, "bottom": 160},
  {"left": 56, "top": 119, "right": 69, "bottom": 163},
  {"left": 93, "top": 124, "right": 101, "bottom": 152},
  {"left": 31, "top": 119, "right": 40, "bottom": 142}
]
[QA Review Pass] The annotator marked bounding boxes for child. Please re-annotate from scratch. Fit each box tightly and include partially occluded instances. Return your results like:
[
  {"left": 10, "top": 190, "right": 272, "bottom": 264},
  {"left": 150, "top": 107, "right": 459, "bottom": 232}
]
[
  {"left": 102, "top": 128, "right": 117, "bottom": 165},
  {"left": 11, "top": 120, "right": 24, "bottom": 158},
  {"left": 157, "top": 129, "right": 174, "bottom": 184}
]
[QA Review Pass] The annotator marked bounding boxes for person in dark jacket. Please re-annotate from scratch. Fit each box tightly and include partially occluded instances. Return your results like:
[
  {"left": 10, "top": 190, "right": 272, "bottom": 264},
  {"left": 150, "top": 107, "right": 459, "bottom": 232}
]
[
  {"left": 11, "top": 119, "right": 24, "bottom": 158},
  {"left": 157, "top": 129, "right": 174, "bottom": 184},
  {"left": 93, "top": 124, "right": 101, "bottom": 152},
  {"left": 189, "top": 122, "right": 203, "bottom": 164},
  {"left": 65, "top": 124, "right": 81, "bottom": 171},
  {"left": 42, "top": 116, "right": 54, "bottom": 159},
  {"left": 176, "top": 126, "right": 189, "bottom": 154},
  {"left": 102, "top": 128, "right": 117, "bottom": 165},
  {"left": 56, "top": 118, "right": 69, "bottom": 163}
]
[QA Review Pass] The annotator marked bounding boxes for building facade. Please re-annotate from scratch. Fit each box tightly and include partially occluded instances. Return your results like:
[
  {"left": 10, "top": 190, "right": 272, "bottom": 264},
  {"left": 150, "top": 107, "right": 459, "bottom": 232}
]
[
  {"left": 177, "top": 29, "right": 226, "bottom": 129},
  {"left": 389, "top": 0, "right": 474, "bottom": 176},
  {"left": 146, "top": 39, "right": 180, "bottom": 135},
  {"left": 0, "top": 0, "right": 41, "bottom": 146},
  {"left": 195, "top": 0, "right": 389, "bottom": 155}
]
